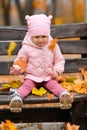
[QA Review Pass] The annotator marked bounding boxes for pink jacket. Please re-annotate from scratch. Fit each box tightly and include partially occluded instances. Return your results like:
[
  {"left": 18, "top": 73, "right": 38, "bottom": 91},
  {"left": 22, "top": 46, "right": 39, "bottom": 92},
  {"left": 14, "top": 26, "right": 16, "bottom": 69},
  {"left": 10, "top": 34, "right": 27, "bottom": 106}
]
[{"left": 14, "top": 32, "right": 65, "bottom": 82}]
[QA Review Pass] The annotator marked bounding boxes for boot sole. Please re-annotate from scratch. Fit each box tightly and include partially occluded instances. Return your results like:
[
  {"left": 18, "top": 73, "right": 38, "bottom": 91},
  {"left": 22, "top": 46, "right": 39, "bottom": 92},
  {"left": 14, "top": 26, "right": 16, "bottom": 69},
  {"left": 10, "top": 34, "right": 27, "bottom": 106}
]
[
  {"left": 9, "top": 99, "right": 23, "bottom": 113},
  {"left": 59, "top": 94, "right": 73, "bottom": 109}
]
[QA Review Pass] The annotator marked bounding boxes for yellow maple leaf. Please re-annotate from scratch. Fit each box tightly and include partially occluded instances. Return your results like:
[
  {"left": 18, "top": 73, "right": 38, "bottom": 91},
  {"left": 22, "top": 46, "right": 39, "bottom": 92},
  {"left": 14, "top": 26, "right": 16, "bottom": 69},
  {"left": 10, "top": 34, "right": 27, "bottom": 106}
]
[
  {"left": 7, "top": 41, "right": 17, "bottom": 57},
  {"left": 32, "top": 87, "right": 47, "bottom": 96}
]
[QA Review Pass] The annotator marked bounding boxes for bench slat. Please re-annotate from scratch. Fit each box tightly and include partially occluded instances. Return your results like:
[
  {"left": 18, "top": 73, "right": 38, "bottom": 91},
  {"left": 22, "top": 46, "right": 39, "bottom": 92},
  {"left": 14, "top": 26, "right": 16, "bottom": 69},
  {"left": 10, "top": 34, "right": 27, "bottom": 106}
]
[
  {"left": 65, "top": 58, "right": 87, "bottom": 73},
  {"left": 0, "top": 92, "right": 87, "bottom": 105},
  {"left": 0, "top": 26, "right": 26, "bottom": 40},
  {"left": 0, "top": 108, "right": 71, "bottom": 123},
  {"left": 0, "top": 23, "right": 87, "bottom": 40},
  {"left": 59, "top": 40, "right": 87, "bottom": 54},
  {"left": 0, "top": 40, "right": 22, "bottom": 55},
  {"left": 0, "top": 58, "right": 87, "bottom": 74},
  {"left": 0, "top": 40, "right": 87, "bottom": 55},
  {"left": 51, "top": 23, "right": 87, "bottom": 38}
]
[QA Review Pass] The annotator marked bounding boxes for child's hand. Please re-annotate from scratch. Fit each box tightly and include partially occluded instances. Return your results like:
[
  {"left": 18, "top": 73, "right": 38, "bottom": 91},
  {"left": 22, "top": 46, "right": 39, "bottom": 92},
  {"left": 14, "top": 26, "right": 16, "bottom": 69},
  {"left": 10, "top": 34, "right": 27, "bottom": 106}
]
[
  {"left": 10, "top": 66, "right": 20, "bottom": 75},
  {"left": 10, "top": 65, "right": 24, "bottom": 75},
  {"left": 51, "top": 71, "right": 59, "bottom": 79}
]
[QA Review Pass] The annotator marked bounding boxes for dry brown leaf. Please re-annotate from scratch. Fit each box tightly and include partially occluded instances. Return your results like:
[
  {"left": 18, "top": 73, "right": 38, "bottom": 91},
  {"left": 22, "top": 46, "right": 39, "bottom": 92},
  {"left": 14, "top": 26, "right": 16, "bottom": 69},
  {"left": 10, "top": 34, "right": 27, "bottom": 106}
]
[
  {"left": 73, "top": 83, "right": 81, "bottom": 92},
  {"left": 77, "top": 88, "right": 87, "bottom": 94},
  {"left": 1, "top": 120, "right": 18, "bottom": 130},
  {"left": 57, "top": 75, "right": 65, "bottom": 83},
  {"left": 47, "top": 93, "right": 54, "bottom": 100},
  {"left": 79, "top": 66, "right": 87, "bottom": 80},
  {"left": 66, "top": 122, "right": 80, "bottom": 130},
  {"left": 82, "top": 80, "right": 87, "bottom": 89}
]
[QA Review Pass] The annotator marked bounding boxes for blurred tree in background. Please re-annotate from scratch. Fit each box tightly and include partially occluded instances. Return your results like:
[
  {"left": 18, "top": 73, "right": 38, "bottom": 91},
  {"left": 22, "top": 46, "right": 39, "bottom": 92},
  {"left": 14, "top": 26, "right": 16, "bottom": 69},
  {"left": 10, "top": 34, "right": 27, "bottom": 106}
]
[{"left": 0, "top": 0, "right": 85, "bottom": 26}]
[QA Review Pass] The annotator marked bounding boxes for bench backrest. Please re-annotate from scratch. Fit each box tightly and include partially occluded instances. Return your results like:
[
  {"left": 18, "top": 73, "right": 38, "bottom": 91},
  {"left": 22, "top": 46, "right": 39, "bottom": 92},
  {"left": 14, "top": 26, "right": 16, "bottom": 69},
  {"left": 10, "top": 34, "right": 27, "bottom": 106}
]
[{"left": 0, "top": 23, "right": 87, "bottom": 75}]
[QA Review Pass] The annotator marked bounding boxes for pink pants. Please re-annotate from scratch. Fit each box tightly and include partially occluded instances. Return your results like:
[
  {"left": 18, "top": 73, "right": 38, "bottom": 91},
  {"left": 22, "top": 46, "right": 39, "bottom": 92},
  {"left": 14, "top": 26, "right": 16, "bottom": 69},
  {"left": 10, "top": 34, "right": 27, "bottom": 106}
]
[{"left": 17, "top": 79, "right": 64, "bottom": 99}]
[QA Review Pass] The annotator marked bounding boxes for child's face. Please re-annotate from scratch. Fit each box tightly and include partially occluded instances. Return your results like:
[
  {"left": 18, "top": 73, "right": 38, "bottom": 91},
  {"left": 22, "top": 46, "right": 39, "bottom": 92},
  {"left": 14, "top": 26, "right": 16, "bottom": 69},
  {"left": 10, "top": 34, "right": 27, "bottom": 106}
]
[{"left": 31, "top": 35, "right": 49, "bottom": 47}]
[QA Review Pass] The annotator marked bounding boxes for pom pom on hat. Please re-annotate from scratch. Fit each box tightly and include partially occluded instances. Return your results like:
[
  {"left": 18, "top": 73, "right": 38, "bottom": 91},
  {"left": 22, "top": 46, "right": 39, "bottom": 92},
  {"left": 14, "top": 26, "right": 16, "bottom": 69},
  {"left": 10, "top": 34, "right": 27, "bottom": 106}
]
[
  {"left": 25, "top": 15, "right": 30, "bottom": 20},
  {"left": 48, "top": 15, "right": 53, "bottom": 20},
  {"left": 25, "top": 14, "right": 53, "bottom": 36}
]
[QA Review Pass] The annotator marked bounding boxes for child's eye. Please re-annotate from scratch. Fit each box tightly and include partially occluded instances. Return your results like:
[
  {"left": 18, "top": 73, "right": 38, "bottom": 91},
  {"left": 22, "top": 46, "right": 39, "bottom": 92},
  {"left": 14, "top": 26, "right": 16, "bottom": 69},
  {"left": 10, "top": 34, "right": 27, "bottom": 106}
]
[
  {"left": 42, "top": 36, "right": 47, "bottom": 38},
  {"left": 35, "top": 36, "right": 39, "bottom": 38},
  {"left": 34, "top": 36, "right": 48, "bottom": 39}
]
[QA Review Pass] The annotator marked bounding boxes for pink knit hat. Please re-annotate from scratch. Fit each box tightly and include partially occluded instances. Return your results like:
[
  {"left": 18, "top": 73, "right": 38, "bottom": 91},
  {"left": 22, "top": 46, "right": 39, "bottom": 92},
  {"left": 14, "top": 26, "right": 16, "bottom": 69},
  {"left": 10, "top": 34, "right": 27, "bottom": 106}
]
[{"left": 25, "top": 14, "right": 52, "bottom": 36}]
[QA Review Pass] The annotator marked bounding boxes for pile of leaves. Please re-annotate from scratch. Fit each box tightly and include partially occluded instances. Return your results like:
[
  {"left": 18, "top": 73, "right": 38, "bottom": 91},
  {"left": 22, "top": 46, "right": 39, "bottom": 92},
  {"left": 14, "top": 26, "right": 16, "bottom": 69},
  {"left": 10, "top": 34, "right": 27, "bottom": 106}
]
[
  {"left": 0, "top": 67, "right": 87, "bottom": 98},
  {"left": 61, "top": 67, "right": 87, "bottom": 94},
  {"left": 0, "top": 80, "right": 22, "bottom": 92}
]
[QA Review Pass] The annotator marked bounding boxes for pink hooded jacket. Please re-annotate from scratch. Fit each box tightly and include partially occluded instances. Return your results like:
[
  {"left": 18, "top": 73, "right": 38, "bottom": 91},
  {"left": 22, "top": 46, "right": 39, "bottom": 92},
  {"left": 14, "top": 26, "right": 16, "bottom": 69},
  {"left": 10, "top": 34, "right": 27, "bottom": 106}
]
[{"left": 14, "top": 33, "right": 65, "bottom": 82}]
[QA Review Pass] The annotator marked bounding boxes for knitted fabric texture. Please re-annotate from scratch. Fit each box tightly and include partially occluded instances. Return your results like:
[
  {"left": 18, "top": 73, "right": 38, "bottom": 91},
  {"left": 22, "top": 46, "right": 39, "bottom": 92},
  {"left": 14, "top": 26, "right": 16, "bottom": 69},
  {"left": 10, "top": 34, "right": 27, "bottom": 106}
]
[{"left": 25, "top": 14, "right": 52, "bottom": 36}]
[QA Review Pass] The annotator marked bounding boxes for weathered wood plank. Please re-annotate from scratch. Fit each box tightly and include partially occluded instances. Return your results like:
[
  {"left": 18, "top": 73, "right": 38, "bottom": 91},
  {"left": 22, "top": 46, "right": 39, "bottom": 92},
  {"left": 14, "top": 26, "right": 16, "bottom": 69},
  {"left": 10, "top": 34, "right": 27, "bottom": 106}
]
[
  {"left": 65, "top": 58, "right": 87, "bottom": 73},
  {"left": 0, "top": 58, "right": 87, "bottom": 74},
  {"left": 0, "top": 108, "right": 71, "bottom": 123},
  {"left": 0, "top": 92, "right": 87, "bottom": 105},
  {"left": 51, "top": 23, "right": 87, "bottom": 38},
  {"left": 59, "top": 40, "right": 87, "bottom": 54},
  {"left": 0, "top": 40, "right": 22, "bottom": 55},
  {"left": 0, "top": 23, "right": 87, "bottom": 40},
  {"left": 0, "top": 40, "right": 87, "bottom": 55},
  {"left": 0, "top": 62, "right": 13, "bottom": 75},
  {"left": 0, "top": 26, "right": 27, "bottom": 40}
]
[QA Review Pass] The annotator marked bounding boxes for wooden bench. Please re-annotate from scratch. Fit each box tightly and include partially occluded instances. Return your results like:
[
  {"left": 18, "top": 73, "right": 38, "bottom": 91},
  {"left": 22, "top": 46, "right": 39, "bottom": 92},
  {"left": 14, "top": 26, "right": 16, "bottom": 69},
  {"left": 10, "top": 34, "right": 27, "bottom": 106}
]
[{"left": 0, "top": 23, "right": 87, "bottom": 129}]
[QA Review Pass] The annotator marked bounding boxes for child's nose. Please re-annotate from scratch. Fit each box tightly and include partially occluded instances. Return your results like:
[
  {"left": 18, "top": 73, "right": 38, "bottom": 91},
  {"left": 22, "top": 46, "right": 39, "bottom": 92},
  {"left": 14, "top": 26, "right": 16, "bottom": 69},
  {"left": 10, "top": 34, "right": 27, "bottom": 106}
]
[{"left": 39, "top": 38, "right": 43, "bottom": 42}]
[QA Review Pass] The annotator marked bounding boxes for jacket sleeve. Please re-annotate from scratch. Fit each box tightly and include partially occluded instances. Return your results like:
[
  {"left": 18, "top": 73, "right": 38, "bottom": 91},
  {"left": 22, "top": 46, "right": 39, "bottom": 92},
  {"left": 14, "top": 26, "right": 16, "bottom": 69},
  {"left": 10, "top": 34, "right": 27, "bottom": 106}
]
[
  {"left": 53, "top": 44, "right": 65, "bottom": 74},
  {"left": 14, "top": 45, "right": 28, "bottom": 63},
  {"left": 12, "top": 45, "right": 28, "bottom": 71}
]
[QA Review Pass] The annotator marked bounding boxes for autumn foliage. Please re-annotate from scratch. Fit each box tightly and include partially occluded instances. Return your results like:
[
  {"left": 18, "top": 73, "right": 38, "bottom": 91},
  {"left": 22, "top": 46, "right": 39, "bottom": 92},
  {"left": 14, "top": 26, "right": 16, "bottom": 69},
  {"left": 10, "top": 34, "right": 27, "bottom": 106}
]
[
  {"left": 48, "top": 38, "right": 58, "bottom": 51},
  {"left": 14, "top": 57, "right": 27, "bottom": 71},
  {"left": 61, "top": 67, "right": 87, "bottom": 94},
  {"left": 66, "top": 122, "right": 80, "bottom": 130},
  {"left": 1, "top": 120, "right": 18, "bottom": 130}
]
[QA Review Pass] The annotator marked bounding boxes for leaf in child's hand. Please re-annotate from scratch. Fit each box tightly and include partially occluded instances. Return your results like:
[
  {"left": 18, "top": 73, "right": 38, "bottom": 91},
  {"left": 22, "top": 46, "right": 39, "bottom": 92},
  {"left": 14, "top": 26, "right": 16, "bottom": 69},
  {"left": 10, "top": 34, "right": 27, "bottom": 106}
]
[
  {"left": 48, "top": 38, "right": 58, "bottom": 51},
  {"left": 14, "top": 57, "right": 27, "bottom": 71}
]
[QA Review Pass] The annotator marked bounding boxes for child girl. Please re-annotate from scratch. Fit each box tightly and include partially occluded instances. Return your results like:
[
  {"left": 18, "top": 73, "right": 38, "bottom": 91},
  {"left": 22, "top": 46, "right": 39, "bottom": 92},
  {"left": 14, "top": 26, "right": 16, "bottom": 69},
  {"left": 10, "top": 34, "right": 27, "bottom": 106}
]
[{"left": 9, "top": 14, "right": 73, "bottom": 112}]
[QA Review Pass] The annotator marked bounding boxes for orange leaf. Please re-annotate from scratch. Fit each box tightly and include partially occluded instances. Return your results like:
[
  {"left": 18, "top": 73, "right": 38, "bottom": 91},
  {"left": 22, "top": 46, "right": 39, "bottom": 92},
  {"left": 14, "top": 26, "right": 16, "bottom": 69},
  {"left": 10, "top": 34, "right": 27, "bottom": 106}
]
[
  {"left": 79, "top": 66, "right": 87, "bottom": 79},
  {"left": 1, "top": 120, "right": 18, "bottom": 130},
  {"left": 14, "top": 57, "right": 27, "bottom": 71},
  {"left": 66, "top": 122, "right": 80, "bottom": 130},
  {"left": 47, "top": 93, "right": 54, "bottom": 100},
  {"left": 48, "top": 38, "right": 58, "bottom": 51}
]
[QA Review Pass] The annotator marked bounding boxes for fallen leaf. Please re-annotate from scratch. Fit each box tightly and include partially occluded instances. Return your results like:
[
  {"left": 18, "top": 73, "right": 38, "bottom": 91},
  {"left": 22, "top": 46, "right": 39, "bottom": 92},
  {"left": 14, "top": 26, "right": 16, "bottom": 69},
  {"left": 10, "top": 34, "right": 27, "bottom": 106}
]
[
  {"left": 47, "top": 93, "right": 54, "bottom": 100},
  {"left": 66, "top": 122, "right": 80, "bottom": 130}
]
